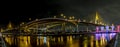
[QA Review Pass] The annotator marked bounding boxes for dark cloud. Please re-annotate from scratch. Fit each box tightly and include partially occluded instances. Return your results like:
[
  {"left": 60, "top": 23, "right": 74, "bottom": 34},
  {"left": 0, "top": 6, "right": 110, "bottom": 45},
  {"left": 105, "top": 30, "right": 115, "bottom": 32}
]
[
  {"left": 58, "top": 0, "right": 120, "bottom": 25},
  {"left": 0, "top": 0, "right": 62, "bottom": 25},
  {"left": 0, "top": 0, "right": 120, "bottom": 25}
]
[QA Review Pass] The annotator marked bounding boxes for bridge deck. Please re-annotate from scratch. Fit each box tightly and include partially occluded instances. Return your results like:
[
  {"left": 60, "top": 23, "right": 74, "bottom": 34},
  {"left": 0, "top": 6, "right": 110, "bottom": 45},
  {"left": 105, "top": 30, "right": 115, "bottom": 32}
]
[{"left": 2, "top": 31, "right": 119, "bottom": 36}]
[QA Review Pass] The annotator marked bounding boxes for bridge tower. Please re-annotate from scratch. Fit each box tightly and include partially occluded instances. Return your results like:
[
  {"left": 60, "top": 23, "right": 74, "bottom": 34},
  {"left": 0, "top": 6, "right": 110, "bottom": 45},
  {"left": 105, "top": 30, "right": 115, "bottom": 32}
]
[
  {"left": 95, "top": 12, "right": 99, "bottom": 24},
  {"left": 95, "top": 11, "right": 104, "bottom": 25}
]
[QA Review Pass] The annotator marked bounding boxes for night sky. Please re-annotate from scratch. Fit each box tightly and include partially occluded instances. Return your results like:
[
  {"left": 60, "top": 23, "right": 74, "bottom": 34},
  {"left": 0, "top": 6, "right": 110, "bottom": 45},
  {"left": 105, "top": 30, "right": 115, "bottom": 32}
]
[{"left": 1, "top": 0, "right": 120, "bottom": 25}]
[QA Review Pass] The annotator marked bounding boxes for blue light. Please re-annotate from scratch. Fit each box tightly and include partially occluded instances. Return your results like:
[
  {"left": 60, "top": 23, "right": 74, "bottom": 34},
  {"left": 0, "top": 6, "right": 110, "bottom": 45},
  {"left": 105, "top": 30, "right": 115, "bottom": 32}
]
[
  {"left": 44, "top": 37, "right": 47, "bottom": 43},
  {"left": 95, "top": 33, "right": 116, "bottom": 41},
  {"left": 105, "top": 25, "right": 109, "bottom": 32}
]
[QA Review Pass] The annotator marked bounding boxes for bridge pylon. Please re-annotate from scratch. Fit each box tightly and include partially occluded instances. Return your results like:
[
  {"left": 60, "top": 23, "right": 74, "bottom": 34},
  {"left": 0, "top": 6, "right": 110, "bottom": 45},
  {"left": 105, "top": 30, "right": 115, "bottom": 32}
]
[{"left": 94, "top": 11, "right": 105, "bottom": 25}]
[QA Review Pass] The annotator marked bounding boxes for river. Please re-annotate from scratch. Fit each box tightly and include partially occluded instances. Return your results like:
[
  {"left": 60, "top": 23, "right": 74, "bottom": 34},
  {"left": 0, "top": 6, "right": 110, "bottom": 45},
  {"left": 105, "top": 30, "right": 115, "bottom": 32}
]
[{"left": 2, "top": 33, "right": 116, "bottom": 47}]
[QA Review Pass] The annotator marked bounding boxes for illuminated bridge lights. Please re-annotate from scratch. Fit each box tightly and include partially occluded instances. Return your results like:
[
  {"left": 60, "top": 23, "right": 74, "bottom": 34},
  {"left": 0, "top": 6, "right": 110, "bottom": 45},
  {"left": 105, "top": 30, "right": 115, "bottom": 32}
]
[
  {"left": 116, "top": 25, "right": 120, "bottom": 32},
  {"left": 95, "top": 25, "right": 120, "bottom": 33},
  {"left": 18, "top": 18, "right": 79, "bottom": 33}
]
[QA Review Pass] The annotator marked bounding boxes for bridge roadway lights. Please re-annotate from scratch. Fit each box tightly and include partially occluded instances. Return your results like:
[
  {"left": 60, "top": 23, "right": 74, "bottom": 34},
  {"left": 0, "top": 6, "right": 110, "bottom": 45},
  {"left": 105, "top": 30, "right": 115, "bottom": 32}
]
[
  {"left": 117, "top": 25, "right": 120, "bottom": 32},
  {"left": 100, "top": 26, "right": 104, "bottom": 31},
  {"left": 96, "top": 26, "right": 99, "bottom": 32},
  {"left": 105, "top": 25, "right": 109, "bottom": 32},
  {"left": 96, "top": 25, "right": 117, "bottom": 32}
]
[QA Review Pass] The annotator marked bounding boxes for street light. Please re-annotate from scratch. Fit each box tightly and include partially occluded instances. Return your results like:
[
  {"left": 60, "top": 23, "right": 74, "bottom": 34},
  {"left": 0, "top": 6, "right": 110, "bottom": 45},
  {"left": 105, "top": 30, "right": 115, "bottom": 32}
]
[
  {"left": 72, "top": 16, "right": 75, "bottom": 19},
  {"left": 22, "top": 22, "right": 25, "bottom": 25},
  {"left": 63, "top": 16, "right": 66, "bottom": 18},
  {"left": 83, "top": 20, "right": 86, "bottom": 22},
  {"left": 61, "top": 13, "right": 64, "bottom": 16},
  {"left": 54, "top": 16, "right": 56, "bottom": 18},
  {"left": 29, "top": 18, "right": 31, "bottom": 20},
  {"left": 35, "top": 18, "right": 38, "bottom": 21},
  {"left": 69, "top": 17, "right": 72, "bottom": 19},
  {"left": 20, "top": 22, "right": 25, "bottom": 26}
]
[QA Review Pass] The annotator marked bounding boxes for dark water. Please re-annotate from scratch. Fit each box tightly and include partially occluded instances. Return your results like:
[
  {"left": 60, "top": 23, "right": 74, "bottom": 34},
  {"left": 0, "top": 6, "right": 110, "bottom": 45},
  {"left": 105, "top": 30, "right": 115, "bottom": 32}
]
[{"left": 3, "top": 33, "right": 116, "bottom": 47}]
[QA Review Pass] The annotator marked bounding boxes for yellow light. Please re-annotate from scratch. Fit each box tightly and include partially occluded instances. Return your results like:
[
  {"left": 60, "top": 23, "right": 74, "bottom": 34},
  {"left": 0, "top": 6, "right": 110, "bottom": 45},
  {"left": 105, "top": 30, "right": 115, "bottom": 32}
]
[
  {"left": 95, "top": 11, "right": 99, "bottom": 24},
  {"left": 61, "top": 13, "right": 64, "bottom": 16},
  {"left": 83, "top": 40, "right": 88, "bottom": 47},
  {"left": 29, "top": 18, "right": 31, "bottom": 20},
  {"left": 0, "top": 28, "right": 4, "bottom": 32},
  {"left": 90, "top": 36, "right": 94, "bottom": 47},
  {"left": 96, "top": 40, "right": 99, "bottom": 47},
  {"left": 36, "top": 19, "right": 38, "bottom": 21},
  {"left": 63, "top": 16, "right": 66, "bottom": 18},
  {"left": 54, "top": 16, "right": 56, "bottom": 18},
  {"left": 61, "top": 36, "right": 63, "bottom": 42},
  {"left": 100, "top": 37, "right": 103, "bottom": 46},
  {"left": 47, "top": 41, "right": 50, "bottom": 47},
  {"left": 96, "top": 12, "right": 99, "bottom": 20},
  {"left": 58, "top": 37, "right": 60, "bottom": 42},
  {"left": 70, "top": 16, "right": 75, "bottom": 19},
  {"left": 69, "top": 17, "right": 72, "bottom": 19},
  {"left": 83, "top": 20, "right": 86, "bottom": 22},
  {"left": 22, "top": 22, "right": 25, "bottom": 25},
  {"left": 7, "top": 22, "right": 13, "bottom": 30},
  {"left": 5, "top": 37, "right": 12, "bottom": 45}
]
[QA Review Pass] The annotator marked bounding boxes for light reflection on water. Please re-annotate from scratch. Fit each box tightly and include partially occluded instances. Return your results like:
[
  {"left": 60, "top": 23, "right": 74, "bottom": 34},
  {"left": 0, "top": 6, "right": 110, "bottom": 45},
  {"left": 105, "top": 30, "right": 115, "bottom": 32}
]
[{"left": 3, "top": 33, "right": 116, "bottom": 47}]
